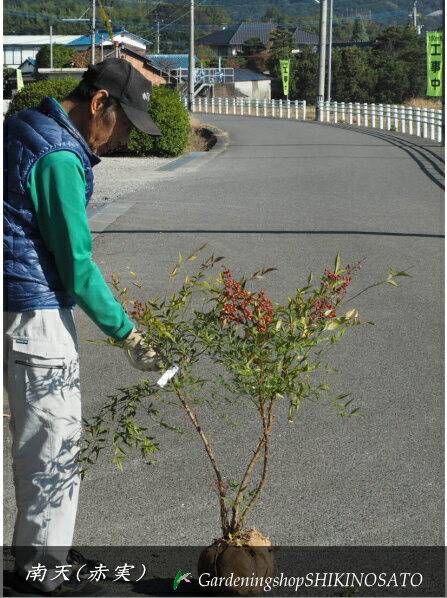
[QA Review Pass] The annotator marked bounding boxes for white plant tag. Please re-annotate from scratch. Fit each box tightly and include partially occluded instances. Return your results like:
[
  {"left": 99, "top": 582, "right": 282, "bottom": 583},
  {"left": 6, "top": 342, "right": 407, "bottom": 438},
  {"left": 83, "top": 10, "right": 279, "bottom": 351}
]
[{"left": 157, "top": 364, "right": 179, "bottom": 388}]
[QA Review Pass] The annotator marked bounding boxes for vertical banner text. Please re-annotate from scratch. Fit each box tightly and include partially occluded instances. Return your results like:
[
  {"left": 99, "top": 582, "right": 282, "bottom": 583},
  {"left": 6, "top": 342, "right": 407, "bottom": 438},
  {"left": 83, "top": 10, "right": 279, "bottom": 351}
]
[
  {"left": 280, "top": 60, "right": 290, "bottom": 98},
  {"left": 426, "top": 32, "right": 443, "bottom": 97}
]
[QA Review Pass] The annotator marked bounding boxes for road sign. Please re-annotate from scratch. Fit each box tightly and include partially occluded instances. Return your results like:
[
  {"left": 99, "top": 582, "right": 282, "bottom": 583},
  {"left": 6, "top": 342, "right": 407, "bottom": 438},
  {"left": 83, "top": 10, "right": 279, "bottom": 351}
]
[
  {"left": 280, "top": 60, "right": 290, "bottom": 98},
  {"left": 426, "top": 32, "right": 443, "bottom": 97},
  {"left": 16, "top": 69, "right": 24, "bottom": 91}
]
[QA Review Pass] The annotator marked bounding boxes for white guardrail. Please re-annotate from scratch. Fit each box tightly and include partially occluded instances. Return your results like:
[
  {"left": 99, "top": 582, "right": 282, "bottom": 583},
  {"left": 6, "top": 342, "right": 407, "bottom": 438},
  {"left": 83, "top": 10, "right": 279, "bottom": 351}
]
[{"left": 184, "top": 97, "right": 443, "bottom": 143}]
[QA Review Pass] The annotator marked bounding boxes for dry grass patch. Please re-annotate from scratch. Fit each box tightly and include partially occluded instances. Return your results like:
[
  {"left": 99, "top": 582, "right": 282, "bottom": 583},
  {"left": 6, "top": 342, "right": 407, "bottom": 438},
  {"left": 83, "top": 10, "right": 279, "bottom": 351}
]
[
  {"left": 405, "top": 97, "right": 442, "bottom": 109},
  {"left": 188, "top": 116, "right": 212, "bottom": 152}
]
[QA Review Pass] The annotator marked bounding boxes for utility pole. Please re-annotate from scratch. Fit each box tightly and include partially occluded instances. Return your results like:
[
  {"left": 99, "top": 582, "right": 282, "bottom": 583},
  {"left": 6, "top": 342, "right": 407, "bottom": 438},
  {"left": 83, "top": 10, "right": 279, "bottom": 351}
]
[
  {"left": 316, "top": 0, "right": 327, "bottom": 120},
  {"left": 326, "top": 0, "right": 333, "bottom": 102},
  {"left": 91, "top": 0, "right": 96, "bottom": 65},
  {"left": 100, "top": 34, "right": 104, "bottom": 61},
  {"left": 188, "top": 0, "right": 195, "bottom": 112},
  {"left": 157, "top": 21, "right": 160, "bottom": 54},
  {"left": 50, "top": 25, "right": 53, "bottom": 69},
  {"left": 412, "top": 0, "right": 418, "bottom": 28}
]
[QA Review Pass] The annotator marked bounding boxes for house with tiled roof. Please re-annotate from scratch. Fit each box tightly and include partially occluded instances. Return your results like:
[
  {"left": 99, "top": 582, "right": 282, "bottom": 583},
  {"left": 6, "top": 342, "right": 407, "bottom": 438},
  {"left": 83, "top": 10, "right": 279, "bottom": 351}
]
[{"left": 196, "top": 23, "right": 319, "bottom": 58}]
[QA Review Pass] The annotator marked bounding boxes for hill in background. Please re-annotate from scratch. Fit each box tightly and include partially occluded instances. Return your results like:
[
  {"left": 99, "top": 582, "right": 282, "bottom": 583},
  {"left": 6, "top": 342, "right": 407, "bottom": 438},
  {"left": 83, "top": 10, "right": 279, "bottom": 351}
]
[{"left": 4, "top": 0, "right": 443, "bottom": 50}]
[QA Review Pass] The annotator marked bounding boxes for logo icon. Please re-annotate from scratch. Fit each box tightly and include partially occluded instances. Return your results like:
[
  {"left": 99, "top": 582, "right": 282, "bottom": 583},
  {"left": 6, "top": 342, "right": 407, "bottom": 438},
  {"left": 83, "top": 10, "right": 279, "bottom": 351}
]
[
  {"left": 173, "top": 569, "right": 192, "bottom": 590},
  {"left": 142, "top": 91, "right": 151, "bottom": 102}
]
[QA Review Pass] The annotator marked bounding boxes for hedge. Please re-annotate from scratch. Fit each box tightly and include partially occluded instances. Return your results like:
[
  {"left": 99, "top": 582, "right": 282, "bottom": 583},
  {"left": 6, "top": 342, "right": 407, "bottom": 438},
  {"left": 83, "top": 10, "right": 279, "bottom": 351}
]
[
  {"left": 6, "top": 78, "right": 78, "bottom": 117},
  {"left": 6, "top": 78, "right": 190, "bottom": 158},
  {"left": 127, "top": 86, "right": 190, "bottom": 157}
]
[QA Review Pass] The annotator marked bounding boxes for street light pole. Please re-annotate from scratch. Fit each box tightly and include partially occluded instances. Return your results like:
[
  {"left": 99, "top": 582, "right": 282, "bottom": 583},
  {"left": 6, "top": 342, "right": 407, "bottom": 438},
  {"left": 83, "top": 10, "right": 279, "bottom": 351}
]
[
  {"left": 188, "top": 0, "right": 195, "bottom": 112},
  {"left": 412, "top": 0, "right": 418, "bottom": 28},
  {"left": 326, "top": 0, "right": 333, "bottom": 102},
  {"left": 91, "top": 0, "right": 96, "bottom": 65},
  {"left": 316, "top": 0, "right": 328, "bottom": 120},
  {"left": 50, "top": 25, "right": 53, "bottom": 69}
]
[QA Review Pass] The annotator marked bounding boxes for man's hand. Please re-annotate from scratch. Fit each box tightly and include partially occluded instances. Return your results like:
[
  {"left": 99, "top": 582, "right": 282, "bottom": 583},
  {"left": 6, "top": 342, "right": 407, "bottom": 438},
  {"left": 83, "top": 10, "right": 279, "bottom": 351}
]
[{"left": 122, "top": 328, "right": 163, "bottom": 371}]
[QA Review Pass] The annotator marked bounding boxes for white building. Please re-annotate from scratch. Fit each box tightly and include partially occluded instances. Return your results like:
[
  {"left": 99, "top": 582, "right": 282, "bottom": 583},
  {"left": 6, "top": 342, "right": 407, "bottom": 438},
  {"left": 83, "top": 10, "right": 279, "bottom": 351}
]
[
  {"left": 66, "top": 30, "right": 151, "bottom": 55},
  {"left": 3, "top": 30, "right": 152, "bottom": 69},
  {"left": 3, "top": 35, "right": 80, "bottom": 68}
]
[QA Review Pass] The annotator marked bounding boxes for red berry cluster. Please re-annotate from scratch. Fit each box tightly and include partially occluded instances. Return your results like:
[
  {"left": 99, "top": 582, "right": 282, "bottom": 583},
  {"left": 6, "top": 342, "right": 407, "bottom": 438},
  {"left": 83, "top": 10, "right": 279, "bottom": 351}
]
[
  {"left": 221, "top": 270, "right": 274, "bottom": 333},
  {"left": 310, "top": 264, "right": 361, "bottom": 323},
  {"left": 310, "top": 297, "right": 337, "bottom": 321},
  {"left": 129, "top": 300, "right": 145, "bottom": 318}
]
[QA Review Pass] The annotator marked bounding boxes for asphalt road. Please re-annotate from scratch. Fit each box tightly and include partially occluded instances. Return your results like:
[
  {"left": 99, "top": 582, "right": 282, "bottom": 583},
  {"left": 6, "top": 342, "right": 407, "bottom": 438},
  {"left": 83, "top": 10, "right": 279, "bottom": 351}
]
[{"left": 4, "top": 116, "right": 444, "bottom": 552}]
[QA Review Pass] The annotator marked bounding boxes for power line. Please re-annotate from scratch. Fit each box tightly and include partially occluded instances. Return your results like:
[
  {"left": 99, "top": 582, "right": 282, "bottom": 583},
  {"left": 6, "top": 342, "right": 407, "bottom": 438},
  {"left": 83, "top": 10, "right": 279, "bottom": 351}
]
[{"left": 3, "top": 6, "right": 410, "bottom": 28}]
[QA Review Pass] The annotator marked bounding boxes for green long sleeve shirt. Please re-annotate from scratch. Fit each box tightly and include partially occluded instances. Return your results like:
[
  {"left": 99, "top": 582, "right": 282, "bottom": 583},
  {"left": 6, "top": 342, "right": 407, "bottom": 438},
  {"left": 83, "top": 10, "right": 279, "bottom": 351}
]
[{"left": 28, "top": 127, "right": 133, "bottom": 341}]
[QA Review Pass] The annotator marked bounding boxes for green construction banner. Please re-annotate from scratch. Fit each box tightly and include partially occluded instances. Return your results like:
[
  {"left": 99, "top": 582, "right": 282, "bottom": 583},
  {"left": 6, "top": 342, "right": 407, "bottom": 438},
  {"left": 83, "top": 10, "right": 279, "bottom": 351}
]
[
  {"left": 280, "top": 60, "right": 290, "bottom": 97},
  {"left": 16, "top": 68, "right": 24, "bottom": 91},
  {"left": 426, "top": 32, "right": 443, "bottom": 97}
]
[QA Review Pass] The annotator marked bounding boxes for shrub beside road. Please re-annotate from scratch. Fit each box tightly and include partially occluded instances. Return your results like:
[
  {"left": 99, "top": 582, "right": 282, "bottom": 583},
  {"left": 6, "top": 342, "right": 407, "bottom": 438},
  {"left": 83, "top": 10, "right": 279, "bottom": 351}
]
[{"left": 5, "top": 78, "right": 192, "bottom": 158}]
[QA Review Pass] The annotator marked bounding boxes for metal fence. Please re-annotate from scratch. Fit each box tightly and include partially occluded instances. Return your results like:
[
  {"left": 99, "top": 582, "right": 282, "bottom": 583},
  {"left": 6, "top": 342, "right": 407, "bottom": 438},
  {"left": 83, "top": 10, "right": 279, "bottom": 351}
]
[
  {"left": 184, "top": 97, "right": 307, "bottom": 121},
  {"left": 184, "top": 96, "right": 443, "bottom": 143},
  {"left": 174, "top": 68, "right": 235, "bottom": 84},
  {"left": 317, "top": 100, "right": 442, "bottom": 143}
]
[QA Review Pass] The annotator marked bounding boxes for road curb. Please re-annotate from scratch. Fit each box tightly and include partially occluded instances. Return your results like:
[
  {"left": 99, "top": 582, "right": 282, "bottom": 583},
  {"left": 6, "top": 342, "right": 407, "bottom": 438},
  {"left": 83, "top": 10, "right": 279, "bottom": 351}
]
[{"left": 155, "top": 123, "right": 230, "bottom": 172}]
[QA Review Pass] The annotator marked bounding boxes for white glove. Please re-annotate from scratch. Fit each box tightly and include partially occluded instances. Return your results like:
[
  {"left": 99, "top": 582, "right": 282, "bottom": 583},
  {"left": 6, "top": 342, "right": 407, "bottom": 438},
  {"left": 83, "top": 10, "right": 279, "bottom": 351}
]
[{"left": 122, "top": 328, "right": 163, "bottom": 372}]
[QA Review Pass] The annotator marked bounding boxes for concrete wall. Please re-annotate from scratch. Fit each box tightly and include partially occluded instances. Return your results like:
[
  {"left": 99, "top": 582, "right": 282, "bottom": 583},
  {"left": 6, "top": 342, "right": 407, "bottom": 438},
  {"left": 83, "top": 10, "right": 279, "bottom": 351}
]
[
  {"left": 213, "top": 80, "right": 271, "bottom": 100},
  {"left": 235, "top": 80, "right": 271, "bottom": 100}
]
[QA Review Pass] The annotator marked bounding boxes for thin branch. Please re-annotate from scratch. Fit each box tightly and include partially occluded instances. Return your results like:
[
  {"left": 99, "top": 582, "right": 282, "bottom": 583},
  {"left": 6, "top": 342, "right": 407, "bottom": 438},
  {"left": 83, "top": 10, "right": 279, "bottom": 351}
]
[
  {"left": 237, "top": 400, "right": 276, "bottom": 532},
  {"left": 230, "top": 433, "right": 266, "bottom": 532},
  {"left": 230, "top": 359, "right": 267, "bottom": 530},
  {"left": 175, "top": 387, "right": 229, "bottom": 535}
]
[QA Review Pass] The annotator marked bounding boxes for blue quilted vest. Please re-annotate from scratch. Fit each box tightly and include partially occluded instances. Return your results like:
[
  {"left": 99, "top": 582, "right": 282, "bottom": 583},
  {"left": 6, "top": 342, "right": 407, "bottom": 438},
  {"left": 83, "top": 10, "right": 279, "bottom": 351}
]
[{"left": 4, "top": 96, "right": 101, "bottom": 312}]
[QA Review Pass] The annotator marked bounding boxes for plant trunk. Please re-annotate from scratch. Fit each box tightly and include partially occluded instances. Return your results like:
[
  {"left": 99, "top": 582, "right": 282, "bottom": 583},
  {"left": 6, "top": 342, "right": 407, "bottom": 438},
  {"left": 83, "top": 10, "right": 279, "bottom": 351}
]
[{"left": 176, "top": 387, "right": 230, "bottom": 535}]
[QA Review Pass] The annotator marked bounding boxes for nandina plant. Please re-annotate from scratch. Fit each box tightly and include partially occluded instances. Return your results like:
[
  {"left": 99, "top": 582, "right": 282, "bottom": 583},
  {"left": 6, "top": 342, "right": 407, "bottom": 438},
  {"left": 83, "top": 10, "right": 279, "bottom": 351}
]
[{"left": 80, "top": 248, "right": 408, "bottom": 541}]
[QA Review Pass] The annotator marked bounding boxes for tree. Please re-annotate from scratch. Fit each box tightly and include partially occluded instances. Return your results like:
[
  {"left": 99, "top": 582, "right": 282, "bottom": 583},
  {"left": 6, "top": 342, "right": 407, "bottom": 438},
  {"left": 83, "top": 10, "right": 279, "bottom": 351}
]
[
  {"left": 331, "top": 47, "right": 375, "bottom": 103},
  {"left": 352, "top": 19, "right": 369, "bottom": 42},
  {"left": 226, "top": 57, "right": 245, "bottom": 70},
  {"left": 371, "top": 26, "right": 425, "bottom": 100},
  {"left": 241, "top": 37, "right": 266, "bottom": 56},
  {"left": 196, "top": 45, "right": 218, "bottom": 67},
  {"left": 262, "top": 7, "right": 286, "bottom": 24},
  {"left": 368, "top": 51, "right": 410, "bottom": 103},
  {"left": 294, "top": 46, "right": 318, "bottom": 103},
  {"left": 267, "top": 28, "right": 296, "bottom": 98},
  {"left": 373, "top": 25, "right": 423, "bottom": 58},
  {"left": 35, "top": 44, "right": 76, "bottom": 69}
]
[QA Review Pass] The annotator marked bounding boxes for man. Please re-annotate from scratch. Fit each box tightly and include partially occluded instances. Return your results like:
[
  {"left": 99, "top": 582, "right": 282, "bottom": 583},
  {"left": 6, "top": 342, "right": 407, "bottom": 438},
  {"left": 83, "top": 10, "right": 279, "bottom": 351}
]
[{"left": 4, "top": 58, "right": 163, "bottom": 596}]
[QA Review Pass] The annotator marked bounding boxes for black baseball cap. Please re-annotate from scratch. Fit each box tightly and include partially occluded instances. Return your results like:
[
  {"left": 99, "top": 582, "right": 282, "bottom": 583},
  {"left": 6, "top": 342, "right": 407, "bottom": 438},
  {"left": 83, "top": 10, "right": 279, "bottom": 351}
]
[{"left": 82, "top": 58, "right": 162, "bottom": 136}]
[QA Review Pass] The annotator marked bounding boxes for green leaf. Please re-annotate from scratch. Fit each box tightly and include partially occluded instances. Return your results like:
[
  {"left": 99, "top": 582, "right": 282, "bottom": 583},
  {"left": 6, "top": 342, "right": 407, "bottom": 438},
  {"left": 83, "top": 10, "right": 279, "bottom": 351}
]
[
  {"left": 335, "top": 254, "right": 341, "bottom": 273},
  {"left": 187, "top": 243, "right": 208, "bottom": 260},
  {"left": 262, "top": 268, "right": 277, "bottom": 274},
  {"left": 169, "top": 266, "right": 179, "bottom": 279},
  {"left": 325, "top": 320, "right": 342, "bottom": 330}
]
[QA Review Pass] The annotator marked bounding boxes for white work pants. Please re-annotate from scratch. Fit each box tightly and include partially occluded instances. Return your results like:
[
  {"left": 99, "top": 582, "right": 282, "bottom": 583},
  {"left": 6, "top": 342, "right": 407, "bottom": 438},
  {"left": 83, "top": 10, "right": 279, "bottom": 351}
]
[{"left": 4, "top": 309, "right": 81, "bottom": 591}]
